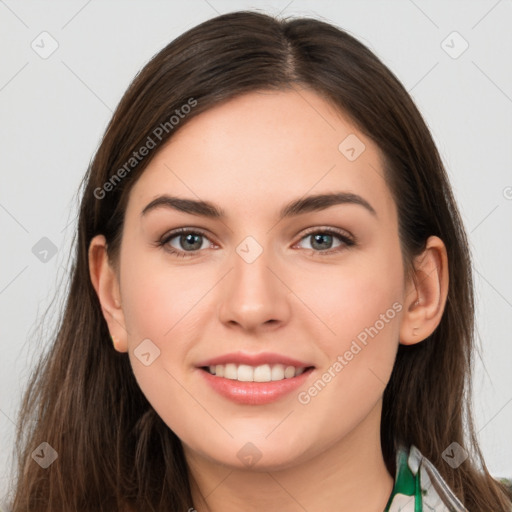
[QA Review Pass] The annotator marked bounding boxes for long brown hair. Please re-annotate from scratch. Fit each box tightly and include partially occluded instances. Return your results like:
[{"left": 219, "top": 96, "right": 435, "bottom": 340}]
[{"left": 7, "top": 10, "right": 512, "bottom": 511}]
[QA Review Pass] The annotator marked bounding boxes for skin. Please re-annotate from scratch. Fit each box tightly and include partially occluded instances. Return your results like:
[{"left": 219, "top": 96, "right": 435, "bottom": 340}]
[{"left": 89, "top": 87, "right": 448, "bottom": 512}]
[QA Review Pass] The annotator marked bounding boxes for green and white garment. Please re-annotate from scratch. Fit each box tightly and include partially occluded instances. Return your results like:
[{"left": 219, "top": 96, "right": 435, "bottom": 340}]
[{"left": 384, "top": 444, "right": 467, "bottom": 511}]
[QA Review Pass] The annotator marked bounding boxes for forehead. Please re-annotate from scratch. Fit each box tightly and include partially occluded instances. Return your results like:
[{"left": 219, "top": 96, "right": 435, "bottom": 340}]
[{"left": 125, "top": 88, "right": 395, "bottom": 223}]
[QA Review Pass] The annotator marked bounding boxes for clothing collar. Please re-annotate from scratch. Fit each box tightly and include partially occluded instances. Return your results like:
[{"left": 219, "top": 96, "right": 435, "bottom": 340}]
[{"left": 384, "top": 444, "right": 467, "bottom": 511}]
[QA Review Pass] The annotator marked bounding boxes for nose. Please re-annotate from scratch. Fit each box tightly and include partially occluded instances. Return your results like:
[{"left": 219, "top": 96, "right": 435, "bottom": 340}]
[{"left": 218, "top": 242, "right": 292, "bottom": 332}]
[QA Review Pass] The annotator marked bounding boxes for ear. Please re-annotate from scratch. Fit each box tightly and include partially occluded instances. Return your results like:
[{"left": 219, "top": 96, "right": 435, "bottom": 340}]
[
  {"left": 88, "top": 234, "right": 128, "bottom": 352},
  {"left": 400, "top": 235, "right": 449, "bottom": 345}
]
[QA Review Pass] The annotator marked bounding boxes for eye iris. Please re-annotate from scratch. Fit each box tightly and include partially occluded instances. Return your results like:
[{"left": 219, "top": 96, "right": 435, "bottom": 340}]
[
  {"left": 181, "top": 233, "right": 202, "bottom": 251},
  {"left": 172, "top": 231, "right": 341, "bottom": 253},
  {"left": 311, "top": 233, "right": 333, "bottom": 250}
]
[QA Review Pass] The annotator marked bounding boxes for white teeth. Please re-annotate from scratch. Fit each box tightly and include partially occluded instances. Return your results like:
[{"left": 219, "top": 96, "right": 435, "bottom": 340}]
[
  {"left": 224, "top": 363, "right": 237, "bottom": 380},
  {"left": 237, "top": 364, "right": 253, "bottom": 382},
  {"left": 206, "top": 363, "right": 308, "bottom": 382},
  {"left": 254, "top": 364, "right": 271, "bottom": 382},
  {"left": 284, "top": 366, "right": 296, "bottom": 379},
  {"left": 271, "top": 364, "right": 284, "bottom": 381}
]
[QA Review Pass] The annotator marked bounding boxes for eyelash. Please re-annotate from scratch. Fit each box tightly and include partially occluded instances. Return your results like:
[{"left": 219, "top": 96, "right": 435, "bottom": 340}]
[{"left": 157, "top": 226, "right": 356, "bottom": 259}]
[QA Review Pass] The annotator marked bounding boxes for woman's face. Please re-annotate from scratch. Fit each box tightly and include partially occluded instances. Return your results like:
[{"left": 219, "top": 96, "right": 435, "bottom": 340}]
[{"left": 115, "top": 88, "right": 407, "bottom": 470}]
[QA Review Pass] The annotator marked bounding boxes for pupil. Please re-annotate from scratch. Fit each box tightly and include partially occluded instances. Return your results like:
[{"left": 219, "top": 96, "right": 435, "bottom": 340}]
[
  {"left": 179, "top": 233, "right": 334, "bottom": 252},
  {"left": 183, "top": 234, "right": 201, "bottom": 250},
  {"left": 312, "top": 233, "right": 332, "bottom": 250}
]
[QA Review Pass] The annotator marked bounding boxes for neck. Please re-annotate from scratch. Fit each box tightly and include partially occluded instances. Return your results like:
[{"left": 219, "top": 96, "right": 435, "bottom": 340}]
[{"left": 185, "top": 400, "right": 394, "bottom": 512}]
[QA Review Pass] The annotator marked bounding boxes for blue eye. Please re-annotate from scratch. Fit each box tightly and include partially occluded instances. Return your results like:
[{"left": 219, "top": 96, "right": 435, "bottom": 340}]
[
  {"left": 159, "top": 229, "right": 211, "bottom": 257},
  {"left": 295, "top": 229, "right": 355, "bottom": 255},
  {"left": 158, "top": 227, "right": 355, "bottom": 258}
]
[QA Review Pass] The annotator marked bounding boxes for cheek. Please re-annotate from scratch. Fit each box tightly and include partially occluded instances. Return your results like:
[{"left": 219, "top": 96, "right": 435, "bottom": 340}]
[
  {"left": 298, "top": 244, "right": 403, "bottom": 392},
  {"left": 127, "top": 349, "right": 207, "bottom": 447},
  {"left": 119, "top": 242, "right": 208, "bottom": 340},
  {"left": 293, "top": 273, "right": 402, "bottom": 435},
  {"left": 302, "top": 251, "right": 403, "bottom": 345},
  {"left": 118, "top": 249, "right": 211, "bottom": 436}
]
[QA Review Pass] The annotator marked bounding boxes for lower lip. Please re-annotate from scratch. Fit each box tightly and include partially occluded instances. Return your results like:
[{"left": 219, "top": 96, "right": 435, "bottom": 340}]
[{"left": 197, "top": 367, "right": 314, "bottom": 405}]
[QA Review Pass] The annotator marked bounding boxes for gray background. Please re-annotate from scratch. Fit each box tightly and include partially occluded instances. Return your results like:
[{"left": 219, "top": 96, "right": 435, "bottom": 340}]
[{"left": 1, "top": 0, "right": 511, "bottom": 503}]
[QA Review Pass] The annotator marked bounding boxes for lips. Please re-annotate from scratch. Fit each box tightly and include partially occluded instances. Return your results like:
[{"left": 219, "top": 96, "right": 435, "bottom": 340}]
[
  {"left": 195, "top": 351, "right": 316, "bottom": 405},
  {"left": 198, "top": 365, "right": 315, "bottom": 405}
]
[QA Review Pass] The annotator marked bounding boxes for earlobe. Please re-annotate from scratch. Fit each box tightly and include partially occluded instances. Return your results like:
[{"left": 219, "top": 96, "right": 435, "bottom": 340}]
[
  {"left": 399, "top": 235, "right": 449, "bottom": 346},
  {"left": 88, "top": 235, "right": 128, "bottom": 352}
]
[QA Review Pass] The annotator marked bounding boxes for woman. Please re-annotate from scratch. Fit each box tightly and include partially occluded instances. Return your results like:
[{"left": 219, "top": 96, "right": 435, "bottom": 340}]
[{"left": 7, "top": 10, "right": 512, "bottom": 512}]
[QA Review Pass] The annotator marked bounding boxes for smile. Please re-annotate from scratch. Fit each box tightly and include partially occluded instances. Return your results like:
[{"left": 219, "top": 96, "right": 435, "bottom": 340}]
[
  {"left": 203, "top": 363, "right": 311, "bottom": 382},
  {"left": 198, "top": 365, "right": 315, "bottom": 405}
]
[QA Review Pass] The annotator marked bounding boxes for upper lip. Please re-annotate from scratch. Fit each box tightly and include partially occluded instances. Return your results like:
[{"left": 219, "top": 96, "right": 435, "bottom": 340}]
[{"left": 196, "top": 351, "right": 315, "bottom": 369}]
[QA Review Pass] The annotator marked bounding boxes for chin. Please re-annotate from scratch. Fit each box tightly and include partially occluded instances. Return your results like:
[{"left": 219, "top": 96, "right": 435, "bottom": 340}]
[{"left": 195, "top": 437, "right": 311, "bottom": 472}]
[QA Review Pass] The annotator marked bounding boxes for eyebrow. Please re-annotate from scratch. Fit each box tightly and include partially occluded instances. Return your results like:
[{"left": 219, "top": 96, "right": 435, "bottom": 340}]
[{"left": 140, "top": 192, "right": 377, "bottom": 220}]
